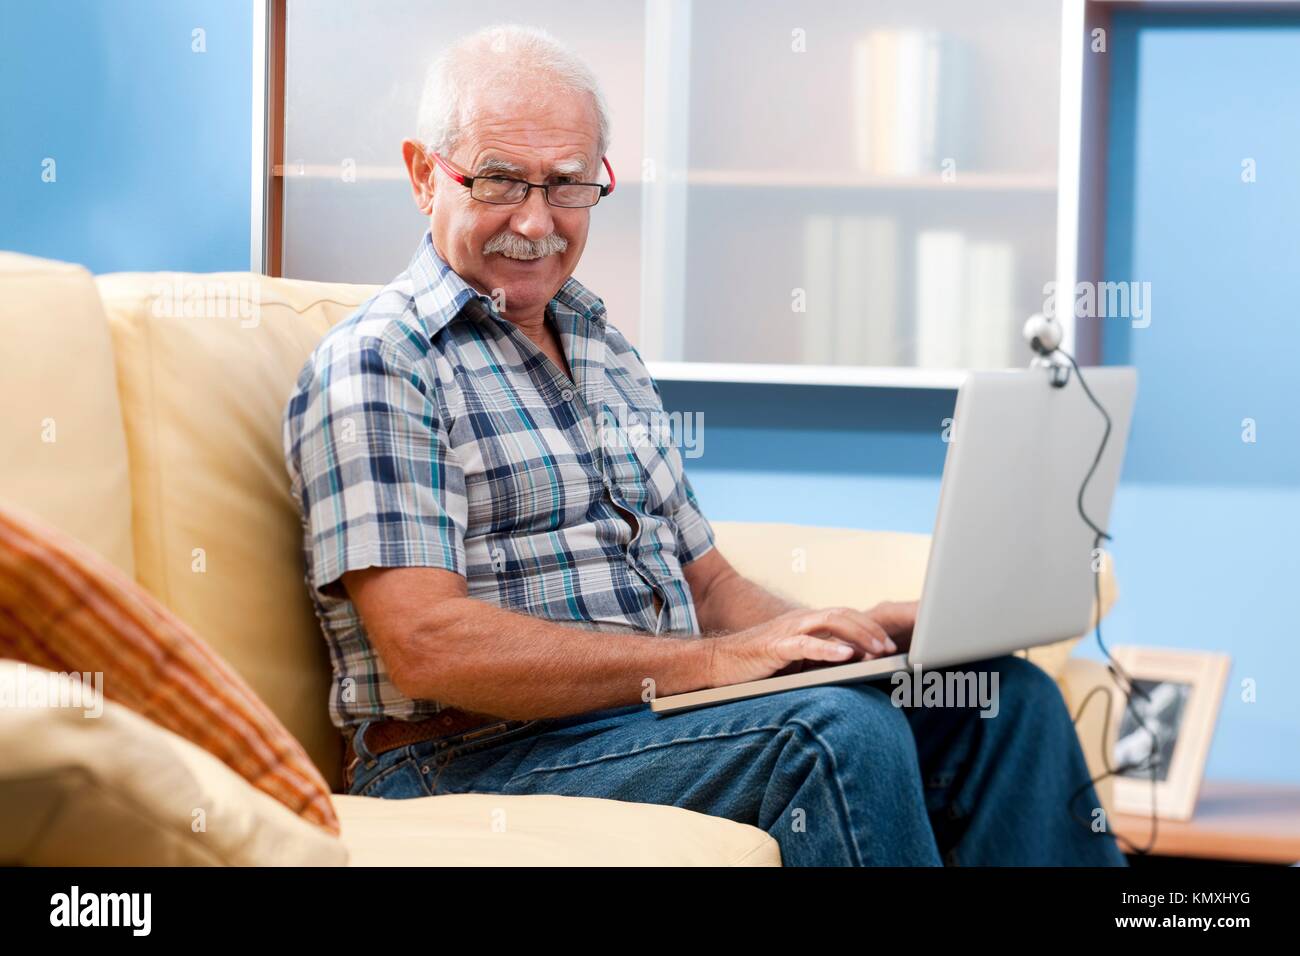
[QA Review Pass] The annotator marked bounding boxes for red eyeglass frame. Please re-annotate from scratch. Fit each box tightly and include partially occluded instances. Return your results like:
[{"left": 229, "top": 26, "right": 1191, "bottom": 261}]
[{"left": 431, "top": 151, "right": 616, "bottom": 204}]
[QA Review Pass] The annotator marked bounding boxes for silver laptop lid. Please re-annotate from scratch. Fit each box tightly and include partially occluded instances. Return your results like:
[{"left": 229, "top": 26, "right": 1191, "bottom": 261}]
[{"left": 908, "top": 367, "right": 1138, "bottom": 671}]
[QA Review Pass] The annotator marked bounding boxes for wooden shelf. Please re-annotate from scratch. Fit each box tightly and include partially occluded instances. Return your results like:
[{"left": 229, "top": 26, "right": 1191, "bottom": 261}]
[
  {"left": 1113, "top": 779, "right": 1300, "bottom": 864},
  {"left": 274, "top": 163, "right": 405, "bottom": 180},
  {"left": 685, "top": 169, "right": 1058, "bottom": 192},
  {"left": 270, "top": 163, "right": 1051, "bottom": 194},
  {"left": 272, "top": 163, "right": 645, "bottom": 185}
]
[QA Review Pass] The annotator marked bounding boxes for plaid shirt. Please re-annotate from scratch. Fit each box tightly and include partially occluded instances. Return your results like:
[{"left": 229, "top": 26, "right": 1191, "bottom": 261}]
[{"left": 284, "top": 231, "right": 716, "bottom": 730}]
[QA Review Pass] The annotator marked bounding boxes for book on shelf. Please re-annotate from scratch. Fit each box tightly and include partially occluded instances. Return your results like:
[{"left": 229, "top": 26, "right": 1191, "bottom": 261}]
[
  {"left": 801, "top": 214, "right": 900, "bottom": 366},
  {"left": 914, "top": 230, "right": 1018, "bottom": 369},
  {"left": 851, "top": 29, "right": 969, "bottom": 177},
  {"left": 801, "top": 220, "right": 1018, "bottom": 370},
  {"left": 839, "top": 215, "right": 899, "bottom": 365},
  {"left": 915, "top": 230, "right": 966, "bottom": 367},
  {"left": 964, "top": 239, "right": 1017, "bottom": 368},
  {"left": 801, "top": 215, "right": 836, "bottom": 365}
]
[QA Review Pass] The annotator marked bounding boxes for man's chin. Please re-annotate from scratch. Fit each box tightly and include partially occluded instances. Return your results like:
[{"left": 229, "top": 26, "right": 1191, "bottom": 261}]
[{"left": 483, "top": 255, "right": 566, "bottom": 310}]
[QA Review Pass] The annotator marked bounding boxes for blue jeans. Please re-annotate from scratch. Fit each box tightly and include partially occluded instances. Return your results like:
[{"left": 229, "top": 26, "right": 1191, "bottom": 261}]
[{"left": 346, "top": 654, "right": 1126, "bottom": 866}]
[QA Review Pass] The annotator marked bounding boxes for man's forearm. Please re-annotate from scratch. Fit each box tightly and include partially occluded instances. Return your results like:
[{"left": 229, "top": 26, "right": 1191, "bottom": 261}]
[
  {"left": 389, "top": 598, "right": 714, "bottom": 719},
  {"left": 696, "top": 567, "right": 806, "bottom": 634}
]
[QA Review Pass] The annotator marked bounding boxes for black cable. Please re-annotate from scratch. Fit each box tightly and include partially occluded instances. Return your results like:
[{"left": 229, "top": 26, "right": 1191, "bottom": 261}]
[
  {"left": 1051, "top": 349, "right": 1163, "bottom": 857},
  {"left": 1069, "top": 684, "right": 1161, "bottom": 855},
  {"left": 1057, "top": 349, "right": 1114, "bottom": 544}
]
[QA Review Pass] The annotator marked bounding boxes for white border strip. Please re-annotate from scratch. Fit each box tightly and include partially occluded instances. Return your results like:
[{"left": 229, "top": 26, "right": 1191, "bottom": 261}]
[
  {"left": 646, "top": 360, "right": 968, "bottom": 389},
  {"left": 1055, "top": 0, "right": 1087, "bottom": 358},
  {"left": 639, "top": 0, "right": 692, "bottom": 361}
]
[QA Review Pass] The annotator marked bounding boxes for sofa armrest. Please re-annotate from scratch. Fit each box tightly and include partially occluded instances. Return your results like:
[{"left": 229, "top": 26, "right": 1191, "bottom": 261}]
[{"left": 1056, "top": 657, "right": 1120, "bottom": 823}]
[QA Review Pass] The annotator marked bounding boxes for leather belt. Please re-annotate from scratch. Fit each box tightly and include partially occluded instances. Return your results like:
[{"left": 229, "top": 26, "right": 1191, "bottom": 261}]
[{"left": 343, "top": 708, "right": 506, "bottom": 791}]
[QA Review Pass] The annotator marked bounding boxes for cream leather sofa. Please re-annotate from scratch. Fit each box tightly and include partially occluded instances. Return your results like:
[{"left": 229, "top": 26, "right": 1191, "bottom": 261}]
[{"left": 0, "top": 252, "right": 1119, "bottom": 865}]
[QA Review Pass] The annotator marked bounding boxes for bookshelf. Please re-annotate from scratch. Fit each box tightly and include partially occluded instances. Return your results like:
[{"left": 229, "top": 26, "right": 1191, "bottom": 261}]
[{"left": 254, "top": 0, "right": 1116, "bottom": 387}]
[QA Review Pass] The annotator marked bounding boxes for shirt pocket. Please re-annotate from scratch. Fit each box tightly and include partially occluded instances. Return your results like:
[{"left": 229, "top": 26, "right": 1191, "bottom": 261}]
[{"left": 600, "top": 400, "right": 682, "bottom": 515}]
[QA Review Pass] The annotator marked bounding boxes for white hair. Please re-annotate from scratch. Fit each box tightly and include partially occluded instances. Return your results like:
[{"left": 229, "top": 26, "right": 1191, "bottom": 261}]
[{"left": 415, "top": 24, "right": 610, "bottom": 160}]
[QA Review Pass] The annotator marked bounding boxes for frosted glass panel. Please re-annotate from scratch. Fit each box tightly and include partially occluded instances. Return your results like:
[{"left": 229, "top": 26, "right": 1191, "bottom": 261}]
[
  {"left": 279, "top": 0, "right": 1061, "bottom": 374},
  {"left": 281, "top": 0, "right": 647, "bottom": 340},
  {"left": 676, "top": 0, "right": 1060, "bottom": 369}
]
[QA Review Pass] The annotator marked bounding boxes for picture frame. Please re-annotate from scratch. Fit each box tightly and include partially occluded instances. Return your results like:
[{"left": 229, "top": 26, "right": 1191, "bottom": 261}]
[{"left": 1109, "top": 646, "right": 1231, "bottom": 822}]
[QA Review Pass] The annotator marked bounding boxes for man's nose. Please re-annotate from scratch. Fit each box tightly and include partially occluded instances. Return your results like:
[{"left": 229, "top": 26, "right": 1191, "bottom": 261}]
[{"left": 508, "top": 185, "right": 555, "bottom": 240}]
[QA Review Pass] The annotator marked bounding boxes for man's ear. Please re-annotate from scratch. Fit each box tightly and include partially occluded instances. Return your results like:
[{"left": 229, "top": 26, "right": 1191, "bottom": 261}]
[{"left": 402, "top": 139, "right": 435, "bottom": 214}]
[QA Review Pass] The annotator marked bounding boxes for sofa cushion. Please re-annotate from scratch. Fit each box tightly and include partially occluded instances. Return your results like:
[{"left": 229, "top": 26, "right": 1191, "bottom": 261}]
[
  {"left": 95, "top": 272, "right": 379, "bottom": 789},
  {"left": 0, "top": 504, "right": 339, "bottom": 834},
  {"left": 709, "top": 521, "right": 1119, "bottom": 680},
  {"left": 0, "top": 253, "right": 135, "bottom": 575},
  {"left": 333, "top": 792, "right": 780, "bottom": 866},
  {"left": 0, "top": 660, "right": 347, "bottom": 866}
]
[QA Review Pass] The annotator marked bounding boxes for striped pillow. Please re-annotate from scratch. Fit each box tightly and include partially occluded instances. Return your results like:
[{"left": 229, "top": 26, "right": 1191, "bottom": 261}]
[{"left": 0, "top": 504, "right": 339, "bottom": 835}]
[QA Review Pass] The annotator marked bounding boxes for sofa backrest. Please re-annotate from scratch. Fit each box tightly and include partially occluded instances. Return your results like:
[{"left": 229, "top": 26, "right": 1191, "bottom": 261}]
[
  {"left": 95, "top": 271, "right": 378, "bottom": 789},
  {"left": 711, "top": 522, "right": 933, "bottom": 608},
  {"left": 0, "top": 253, "right": 136, "bottom": 576},
  {"left": 4, "top": 256, "right": 1110, "bottom": 791}
]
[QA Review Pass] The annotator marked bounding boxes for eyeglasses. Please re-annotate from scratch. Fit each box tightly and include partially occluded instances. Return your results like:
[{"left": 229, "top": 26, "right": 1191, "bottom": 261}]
[{"left": 431, "top": 152, "right": 616, "bottom": 208}]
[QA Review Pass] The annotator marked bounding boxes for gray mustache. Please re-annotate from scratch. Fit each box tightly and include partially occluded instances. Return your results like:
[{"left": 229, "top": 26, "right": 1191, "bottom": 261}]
[{"left": 483, "top": 231, "right": 568, "bottom": 260}]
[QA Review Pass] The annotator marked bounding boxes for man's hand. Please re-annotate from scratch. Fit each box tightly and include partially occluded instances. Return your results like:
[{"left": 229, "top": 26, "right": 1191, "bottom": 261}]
[
  {"left": 706, "top": 606, "right": 900, "bottom": 688},
  {"left": 864, "top": 600, "right": 919, "bottom": 653}
]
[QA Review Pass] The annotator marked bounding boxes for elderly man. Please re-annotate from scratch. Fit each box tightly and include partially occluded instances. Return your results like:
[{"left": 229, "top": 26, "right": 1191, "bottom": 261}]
[{"left": 284, "top": 24, "right": 1123, "bottom": 867}]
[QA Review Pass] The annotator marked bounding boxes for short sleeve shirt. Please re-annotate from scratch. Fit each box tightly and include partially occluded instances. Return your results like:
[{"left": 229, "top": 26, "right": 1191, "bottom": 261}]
[{"left": 283, "top": 231, "right": 716, "bottom": 730}]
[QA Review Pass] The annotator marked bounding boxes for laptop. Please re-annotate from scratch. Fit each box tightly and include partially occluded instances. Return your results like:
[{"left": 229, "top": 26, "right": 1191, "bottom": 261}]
[{"left": 650, "top": 366, "right": 1138, "bottom": 715}]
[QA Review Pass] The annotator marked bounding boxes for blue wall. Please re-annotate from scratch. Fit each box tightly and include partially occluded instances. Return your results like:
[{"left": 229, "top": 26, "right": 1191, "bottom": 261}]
[
  {"left": 0, "top": 0, "right": 251, "bottom": 272},
  {"left": 1086, "top": 12, "right": 1300, "bottom": 783},
  {"left": 659, "top": 381, "right": 954, "bottom": 532},
  {"left": 3, "top": 5, "right": 1296, "bottom": 784}
]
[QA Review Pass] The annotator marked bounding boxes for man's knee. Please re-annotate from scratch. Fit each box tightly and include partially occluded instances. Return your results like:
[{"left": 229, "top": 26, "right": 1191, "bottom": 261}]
[
  {"left": 996, "top": 653, "right": 1065, "bottom": 696},
  {"left": 979, "top": 654, "right": 1070, "bottom": 722},
  {"left": 767, "top": 685, "right": 914, "bottom": 759}
]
